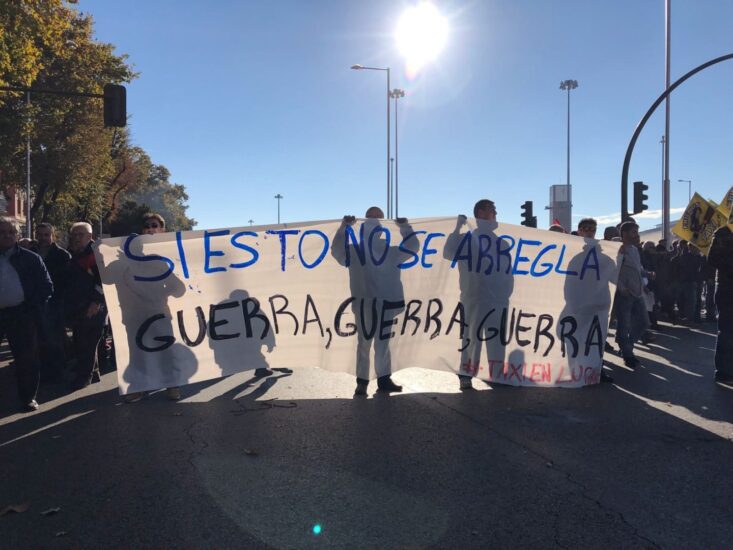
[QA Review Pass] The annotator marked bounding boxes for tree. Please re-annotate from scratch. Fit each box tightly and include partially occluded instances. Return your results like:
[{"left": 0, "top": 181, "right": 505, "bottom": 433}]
[
  {"left": 0, "top": 0, "right": 72, "bottom": 92},
  {"left": 0, "top": 4, "right": 135, "bottom": 231},
  {"left": 111, "top": 161, "right": 196, "bottom": 234},
  {"left": 1, "top": 2, "right": 195, "bottom": 236}
]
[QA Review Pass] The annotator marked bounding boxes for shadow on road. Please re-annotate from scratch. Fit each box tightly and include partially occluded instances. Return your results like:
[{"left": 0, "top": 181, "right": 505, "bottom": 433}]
[
  {"left": 607, "top": 321, "right": 733, "bottom": 425},
  {"left": 0, "top": 361, "right": 731, "bottom": 549}
]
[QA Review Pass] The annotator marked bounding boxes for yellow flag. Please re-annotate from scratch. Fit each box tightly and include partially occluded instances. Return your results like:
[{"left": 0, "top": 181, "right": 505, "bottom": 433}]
[
  {"left": 720, "top": 185, "right": 733, "bottom": 216},
  {"left": 672, "top": 193, "right": 728, "bottom": 253}
]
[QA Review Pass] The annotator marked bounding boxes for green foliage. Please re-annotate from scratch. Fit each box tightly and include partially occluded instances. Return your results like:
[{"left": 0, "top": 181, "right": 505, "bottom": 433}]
[
  {"left": 0, "top": 0, "right": 72, "bottom": 91},
  {"left": 0, "top": 1, "right": 194, "bottom": 236}
]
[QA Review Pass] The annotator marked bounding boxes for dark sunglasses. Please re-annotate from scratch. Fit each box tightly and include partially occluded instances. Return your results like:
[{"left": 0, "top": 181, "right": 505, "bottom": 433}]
[{"left": 143, "top": 223, "right": 160, "bottom": 229}]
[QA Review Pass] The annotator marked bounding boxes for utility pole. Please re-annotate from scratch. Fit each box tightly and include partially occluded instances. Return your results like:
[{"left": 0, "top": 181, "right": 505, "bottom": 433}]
[
  {"left": 663, "top": 0, "right": 672, "bottom": 247},
  {"left": 274, "top": 194, "right": 283, "bottom": 224}
]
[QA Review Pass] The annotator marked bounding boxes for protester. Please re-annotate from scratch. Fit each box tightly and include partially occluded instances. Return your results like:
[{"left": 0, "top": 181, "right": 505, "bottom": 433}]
[
  {"left": 331, "top": 207, "right": 416, "bottom": 395},
  {"left": 654, "top": 241, "right": 676, "bottom": 323},
  {"left": 689, "top": 245, "right": 705, "bottom": 323},
  {"left": 614, "top": 221, "right": 652, "bottom": 369},
  {"left": 701, "top": 255, "right": 717, "bottom": 322},
  {"left": 124, "top": 213, "right": 182, "bottom": 402},
  {"left": 33, "top": 223, "right": 71, "bottom": 383},
  {"left": 707, "top": 224, "right": 733, "bottom": 384},
  {"left": 671, "top": 240, "right": 704, "bottom": 323},
  {"left": 603, "top": 226, "right": 620, "bottom": 241},
  {"left": 0, "top": 217, "right": 53, "bottom": 411},
  {"left": 445, "top": 199, "right": 514, "bottom": 390},
  {"left": 577, "top": 218, "right": 597, "bottom": 239},
  {"left": 576, "top": 218, "right": 620, "bottom": 362},
  {"left": 602, "top": 223, "right": 620, "bottom": 352},
  {"left": 65, "top": 222, "right": 107, "bottom": 390},
  {"left": 548, "top": 223, "right": 565, "bottom": 233}
]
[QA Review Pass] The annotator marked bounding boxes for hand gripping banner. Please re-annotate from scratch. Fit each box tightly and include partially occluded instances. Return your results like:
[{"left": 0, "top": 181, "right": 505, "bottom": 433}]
[{"left": 94, "top": 217, "right": 620, "bottom": 393}]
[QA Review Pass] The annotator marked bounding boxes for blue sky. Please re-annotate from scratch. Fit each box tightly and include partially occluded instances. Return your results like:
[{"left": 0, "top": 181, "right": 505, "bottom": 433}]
[{"left": 84, "top": 0, "right": 733, "bottom": 232}]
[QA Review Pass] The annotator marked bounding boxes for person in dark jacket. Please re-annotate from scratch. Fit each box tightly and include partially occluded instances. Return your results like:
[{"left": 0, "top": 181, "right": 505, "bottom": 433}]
[
  {"left": 701, "top": 256, "right": 717, "bottom": 321},
  {"left": 65, "top": 222, "right": 107, "bottom": 390},
  {"left": 33, "top": 222, "right": 71, "bottom": 382},
  {"left": 707, "top": 225, "right": 733, "bottom": 384},
  {"left": 671, "top": 241, "right": 703, "bottom": 322},
  {"left": 654, "top": 242, "right": 676, "bottom": 323},
  {"left": 0, "top": 217, "right": 53, "bottom": 411}
]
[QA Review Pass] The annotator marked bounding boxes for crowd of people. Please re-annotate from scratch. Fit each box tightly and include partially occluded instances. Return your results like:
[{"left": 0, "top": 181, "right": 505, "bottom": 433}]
[
  {"left": 0, "top": 202, "right": 731, "bottom": 412},
  {"left": 0, "top": 213, "right": 182, "bottom": 412}
]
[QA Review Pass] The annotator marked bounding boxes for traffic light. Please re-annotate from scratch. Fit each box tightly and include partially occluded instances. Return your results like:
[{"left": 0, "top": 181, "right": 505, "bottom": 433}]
[
  {"left": 103, "top": 83, "right": 126, "bottom": 127},
  {"left": 633, "top": 181, "right": 649, "bottom": 214},
  {"left": 521, "top": 200, "right": 537, "bottom": 228}
]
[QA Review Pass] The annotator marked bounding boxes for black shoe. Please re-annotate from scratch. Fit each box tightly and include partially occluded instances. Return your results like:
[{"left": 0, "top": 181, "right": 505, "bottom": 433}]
[
  {"left": 604, "top": 342, "right": 615, "bottom": 354},
  {"left": 600, "top": 370, "right": 614, "bottom": 383},
  {"left": 254, "top": 368, "right": 274, "bottom": 377},
  {"left": 354, "top": 378, "right": 368, "bottom": 396},
  {"left": 714, "top": 372, "right": 733, "bottom": 384},
  {"left": 641, "top": 331, "right": 656, "bottom": 344},
  {"left": 377, "top": 376, "right": 402, "bottom": 393},
  {"left": 623, "top": 356, "right": 640, "bottom": 370},
  {"left": 23, "top": 399, "right": 39, "bottom": 412}
]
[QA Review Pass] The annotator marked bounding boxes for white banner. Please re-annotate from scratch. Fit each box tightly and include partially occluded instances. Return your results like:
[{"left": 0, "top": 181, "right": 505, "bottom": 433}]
[{"left": 94, "top": 217, "right": 620, "bottom": 393}]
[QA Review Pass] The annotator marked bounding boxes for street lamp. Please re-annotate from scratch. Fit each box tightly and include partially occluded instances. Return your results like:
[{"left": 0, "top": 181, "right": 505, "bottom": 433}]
[
  {"left": 390, "top": 157, "right": 394, "bottom": 210},
  {"left": 351, "top": 63, "right": 391, "bottom": 217},
  {"left": 390, "top": 88, "right": 405, "bottom": 218},
  {"left": 677, "top": 179, "right": 692, "bottom": 202},
  {"left": 274, "top": 194, "right": 283, "bottom": 224},
  {"left": 559, "top": 79, "right": 578, "bottom": 230}
]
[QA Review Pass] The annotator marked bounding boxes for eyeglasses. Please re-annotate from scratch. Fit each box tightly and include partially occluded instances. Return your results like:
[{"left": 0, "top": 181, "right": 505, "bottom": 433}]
[
  {"left": 143, "top": 223, "right": 160, "bottom": 229},
  {"left": 579, "top": 226, "right": 596, "bottom": 232}
]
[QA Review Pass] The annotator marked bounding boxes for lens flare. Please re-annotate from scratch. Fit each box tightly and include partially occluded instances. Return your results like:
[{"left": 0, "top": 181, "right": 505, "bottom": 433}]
[{"left": 395, "top": 2, "right": 449, "bottom": 76}]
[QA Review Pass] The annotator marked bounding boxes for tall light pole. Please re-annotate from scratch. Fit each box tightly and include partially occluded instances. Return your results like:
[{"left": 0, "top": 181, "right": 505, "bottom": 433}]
[
  {"left": 559, "top": 79, "right": 578, "bottom": 230},
  {"left": 678, "top": 179, "right": 691, "bottom": 202},
  {"left": 660, "top": 134, "right": 666, "bottom": 185},
  {"left": 351, "top": 64, "right": 391, "bottom": 217},
  {"left": 390, "top": 157, "right": 394, "bottom": 211},
  {"left": 390, "top": 88, "right": 405, "bottom": 218},
  {"left": 274, "top": 194, "right": 283, "bottom": 224},
  {"left": 662, "top": 0, "right": 672, "bottom": 246}
]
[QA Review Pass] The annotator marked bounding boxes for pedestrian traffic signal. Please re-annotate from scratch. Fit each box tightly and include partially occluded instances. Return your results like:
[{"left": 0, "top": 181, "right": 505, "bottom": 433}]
[
  {"left": 103, "top": 83, "right": 126, "bottom": 127},
  {"left": 521, "top": 201, "right": 537, "bottom": 228},
  {"left": 633, "top": 181, "right": 649, "bottom": 214}
]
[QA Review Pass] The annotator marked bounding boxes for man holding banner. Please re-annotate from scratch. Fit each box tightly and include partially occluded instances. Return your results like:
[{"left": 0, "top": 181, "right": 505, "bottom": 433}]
[
  {"left": 331, "top": 207, "right": 417, "bottom": 396},
  {"left": 444, "top": 199, "right": 514, "bottom": 390}
]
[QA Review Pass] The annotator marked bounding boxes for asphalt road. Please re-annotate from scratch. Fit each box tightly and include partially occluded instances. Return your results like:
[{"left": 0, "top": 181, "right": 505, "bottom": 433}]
[{"left": 1, "top": 321, "right": 731, "bottom": 549}]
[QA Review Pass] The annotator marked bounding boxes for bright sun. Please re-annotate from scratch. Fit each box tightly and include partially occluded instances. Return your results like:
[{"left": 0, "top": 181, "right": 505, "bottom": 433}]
[{"left": 395, "top": 2, "right": 449, "bottom": 75}]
